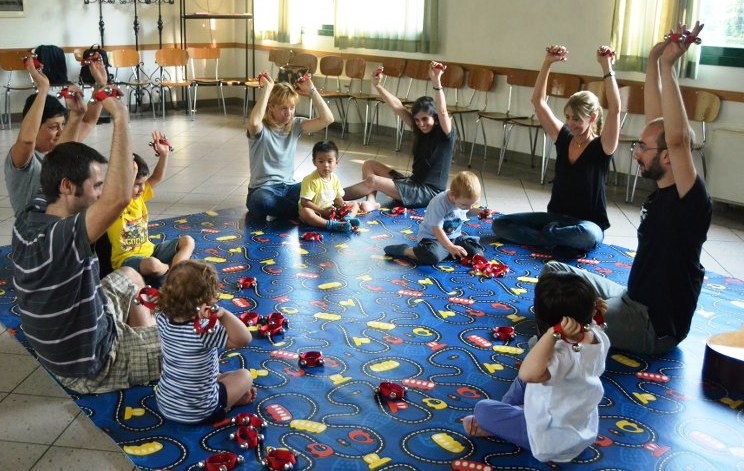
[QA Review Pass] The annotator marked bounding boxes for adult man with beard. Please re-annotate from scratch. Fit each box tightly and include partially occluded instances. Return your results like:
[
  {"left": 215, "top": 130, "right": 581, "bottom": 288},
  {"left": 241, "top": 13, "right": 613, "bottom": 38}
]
[{"left": 538, "top": 22, "right": 712, "bottom": 355}]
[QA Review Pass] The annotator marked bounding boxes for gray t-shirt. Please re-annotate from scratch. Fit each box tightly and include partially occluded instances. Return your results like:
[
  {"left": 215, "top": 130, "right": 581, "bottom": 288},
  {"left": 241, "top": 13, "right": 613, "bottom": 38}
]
[
  {"left": 248, "top": 117, "right": 305, "bottom": 189},
  {"left": 5, "top": 149, "right": 44, "bottom": 215}
]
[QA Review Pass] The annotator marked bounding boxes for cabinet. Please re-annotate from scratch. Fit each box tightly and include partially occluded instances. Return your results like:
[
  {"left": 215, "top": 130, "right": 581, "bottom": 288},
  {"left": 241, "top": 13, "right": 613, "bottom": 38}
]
[{"left": 179, "top": 0, "right": 255, "bottom": 101}]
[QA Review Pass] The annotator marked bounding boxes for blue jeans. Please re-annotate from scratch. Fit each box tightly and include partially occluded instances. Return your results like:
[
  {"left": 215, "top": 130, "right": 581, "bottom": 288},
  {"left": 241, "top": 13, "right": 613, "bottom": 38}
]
[
  {"left": 246, "top": 183, "right": 301, "bottom": 220},
  {"left": 539, "top": 261, "right": 679, "bottom": 354},
  {"left": 492, "top": 212, "right": 603, "bottom": 251}
]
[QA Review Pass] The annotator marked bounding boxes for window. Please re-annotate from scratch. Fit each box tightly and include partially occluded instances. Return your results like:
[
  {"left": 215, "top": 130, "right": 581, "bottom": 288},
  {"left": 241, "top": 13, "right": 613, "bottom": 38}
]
[
  {"left": 255, "top": 0, "right": 438, "bottom": 53},
  {"left": 699, "top": 0, "right": 744, "bottom": 66}
]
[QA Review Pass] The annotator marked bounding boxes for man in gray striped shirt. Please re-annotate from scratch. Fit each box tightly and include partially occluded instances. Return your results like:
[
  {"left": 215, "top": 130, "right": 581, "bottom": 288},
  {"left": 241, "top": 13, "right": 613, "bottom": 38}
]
[{"left": 11, "top": 95, "right": 161, "bottom": 394}]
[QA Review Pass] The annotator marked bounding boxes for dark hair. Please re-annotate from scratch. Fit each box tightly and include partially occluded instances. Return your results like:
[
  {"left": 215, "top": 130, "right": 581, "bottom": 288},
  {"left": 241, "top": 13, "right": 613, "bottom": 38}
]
[
  {"left": 22, "top": 93, "right": 68, "bottom": 124},
  {"left": 411, "top": 96, "right": 438, "bottom": 122},
  {"left": 157, "top": 260, "right": 219, "bottom": 321},
  {"left": 311, "top": 140, "right": 339, "bottom": 161},
  {"left": 533, "top": 272, "right": 598, "bottom": 336},
  {"left": 133, "top": 153, "right": 149, "bottom": 178},
  {"left": 40, "top": 142, "right": 108, "bottom": 203}
]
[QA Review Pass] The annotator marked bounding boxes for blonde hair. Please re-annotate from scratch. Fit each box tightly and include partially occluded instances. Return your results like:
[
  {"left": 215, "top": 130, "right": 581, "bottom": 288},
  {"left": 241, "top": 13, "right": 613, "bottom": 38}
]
[
  {"left": 157, "top": 260, "right": 219, "bottom": 321},
  {"left": 450, "top": 171, "right": 481, "bottom": 199},
  {"left": 263, "top": 83, "right": 299, "bottom": 131},
  {"left": 565, "top": 91, "right": 603, "bottom": 135}
]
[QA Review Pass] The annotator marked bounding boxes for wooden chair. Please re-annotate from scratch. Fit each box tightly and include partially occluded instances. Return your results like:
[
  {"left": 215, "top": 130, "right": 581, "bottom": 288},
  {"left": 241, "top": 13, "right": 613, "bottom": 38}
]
[
  {"left": 342, "top": 58, "right": 379, "bottom": 140},
  {"left": 268, "top": 48, "right": 292, "bottom": 77},
  {"left": 154, "top": 47, "right": 192, "bottom": 119},
  {"left": 364, "top": 57, "right": 406, "bottom": 146},
  {"left": 314, "top": 55, "right": 349, "bottom": 138},
  {"left": 0, "top": 50, "right": 37, "bottom": 129},
  {"left": 446, "top": 66, "right": 495, "bottom": 155},
  {"left": 614, "top": 84, "right": 646, "bottom": 202},
  {"left": 501, "top": 71, "right": 582, "bottom": 184},
  {"left": 626, "top": 88, "right": 721, "bottom": 203},
  {"left": 109, "top": 49, "right": 153, "bottom": 117},
  {"left": 187, "top": 46, "right": 226, "bottom": 116},
  {"left": 467, "top": 71, "right": 530, "bottom": 171}
]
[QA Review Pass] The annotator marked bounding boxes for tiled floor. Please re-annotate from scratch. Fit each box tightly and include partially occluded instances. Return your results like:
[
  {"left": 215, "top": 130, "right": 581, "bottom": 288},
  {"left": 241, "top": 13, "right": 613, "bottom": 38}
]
[{"left": 1, "top": 106, "right": 743, "bottom": 470}]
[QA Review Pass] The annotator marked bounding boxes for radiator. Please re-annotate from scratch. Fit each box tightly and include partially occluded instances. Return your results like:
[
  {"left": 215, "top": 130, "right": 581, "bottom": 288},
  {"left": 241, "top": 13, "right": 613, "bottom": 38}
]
[{"left": 708, "top": 128, "right": 744, "bottom": 206}]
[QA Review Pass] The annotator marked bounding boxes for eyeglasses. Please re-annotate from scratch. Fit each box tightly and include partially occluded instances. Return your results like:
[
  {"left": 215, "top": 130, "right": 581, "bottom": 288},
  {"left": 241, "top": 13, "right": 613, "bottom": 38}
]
[
  {"left": 44, "top": 123, "right": 65, "bottom": 133},
  {"left": 631, "top": 140, "right": 666, "bottom": 153}
]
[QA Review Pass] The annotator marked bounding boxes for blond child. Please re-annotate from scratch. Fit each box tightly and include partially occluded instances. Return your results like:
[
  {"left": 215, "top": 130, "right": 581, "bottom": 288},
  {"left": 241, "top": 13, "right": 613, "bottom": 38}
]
[
  {"left": 384, "top": 171, "right": 484, "bottom": 264},
  {"left": 154, "top": 261, "right": 256, "bottom": 424},
  {"left": 299, "top": 140, "right": 360, "bottom": 233}
]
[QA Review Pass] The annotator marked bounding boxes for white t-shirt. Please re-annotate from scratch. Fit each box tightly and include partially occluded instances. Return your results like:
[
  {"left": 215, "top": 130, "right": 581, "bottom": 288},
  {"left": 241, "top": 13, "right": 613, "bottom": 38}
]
[{"left": 524, "top": 326, "right": 610, "bottom": 462}]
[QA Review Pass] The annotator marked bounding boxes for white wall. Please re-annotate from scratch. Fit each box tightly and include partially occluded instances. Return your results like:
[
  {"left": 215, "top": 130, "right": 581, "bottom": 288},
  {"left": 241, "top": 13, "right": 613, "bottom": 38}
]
[{"left": 3, "top": 0, "right": 743, "bottom": 203}]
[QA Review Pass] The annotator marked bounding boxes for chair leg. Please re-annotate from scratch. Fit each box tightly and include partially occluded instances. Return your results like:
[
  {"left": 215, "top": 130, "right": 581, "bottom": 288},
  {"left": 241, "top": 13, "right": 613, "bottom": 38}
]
[
  {"left": 628, "top": 163, "right": 641, "bottom": 204},
  {"left": 219, "top": 84, "right": 227, "bottom": 116},
  {"left": 498, "top": 123, "right": 516, "bottom": 175},
  {"left": 540, "top": 133, "right": 551, "bottom": 185},
  {"left": 625, "top": 149, "right": 634, "bottom": 203},
  {"left": 467, "top": 117, "right": 481, "bottom": 167}
]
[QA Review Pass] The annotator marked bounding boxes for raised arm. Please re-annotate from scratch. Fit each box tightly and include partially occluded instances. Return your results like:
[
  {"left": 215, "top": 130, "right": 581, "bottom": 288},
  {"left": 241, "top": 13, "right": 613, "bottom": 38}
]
[
  {"left": 532, "top": 45, "right": 566, "bottom": 143},
  {"left": 372, "top": 69, "right": 413, "bottom": 128},
  {"left": 644, "top": 40, "right": 666, "bottom": 123},
  {"left": 9, "top": 62, "right": 51, "bottom": 168},
  {"left": 297, "top": 76, "right": 334, "bottom": 134},
  {"left": 147, "top": 130, "right": 170, "bottom": 188},
  {"left": 429, "top": 61, "right": 452, "bottom": 136},
  {"left": 659, "top": 21, "right": 704, "bottom": 198},
  {"left": 598, "top": 46, "right": 621, "bottom": 155},
  {"left": 85, "top": 95, "right": 133, "bottom": 243},
  {"left": 247, "top": 73, "right": 272, "bottom": 138}
]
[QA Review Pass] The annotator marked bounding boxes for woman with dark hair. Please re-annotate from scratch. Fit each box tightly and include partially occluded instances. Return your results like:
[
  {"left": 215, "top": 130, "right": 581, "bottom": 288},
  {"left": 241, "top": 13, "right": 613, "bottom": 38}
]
[{"left": 343, "top": 61, "right": 455, "bottom": 212}]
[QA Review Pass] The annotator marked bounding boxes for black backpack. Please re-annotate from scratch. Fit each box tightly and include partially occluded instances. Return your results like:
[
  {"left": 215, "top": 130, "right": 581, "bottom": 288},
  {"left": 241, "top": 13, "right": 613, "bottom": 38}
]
[
  {"left": 34, "top": 45, "right": 69, "bottom": 86},
  {"left": 79, "top": 44, "right": 113, "bottom": 85}
]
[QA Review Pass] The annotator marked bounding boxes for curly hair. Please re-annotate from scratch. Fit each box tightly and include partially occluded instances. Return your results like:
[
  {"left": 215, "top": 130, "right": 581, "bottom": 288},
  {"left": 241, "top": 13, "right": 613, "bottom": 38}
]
[{"left": 157, "top": 260, "right": 219, "bottom": 321}]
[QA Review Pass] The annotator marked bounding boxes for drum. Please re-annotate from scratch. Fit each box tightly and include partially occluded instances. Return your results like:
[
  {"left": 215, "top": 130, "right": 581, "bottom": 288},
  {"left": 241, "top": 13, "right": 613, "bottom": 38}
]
[{"left": 702, "top": 326, "right": 744, "bottom": 394}]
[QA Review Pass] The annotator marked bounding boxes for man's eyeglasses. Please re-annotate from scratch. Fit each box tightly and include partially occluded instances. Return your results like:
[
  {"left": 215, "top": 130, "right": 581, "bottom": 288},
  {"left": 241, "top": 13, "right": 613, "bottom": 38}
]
[{"left": 631, "top": 140, "right": 666, "bottom": 153}]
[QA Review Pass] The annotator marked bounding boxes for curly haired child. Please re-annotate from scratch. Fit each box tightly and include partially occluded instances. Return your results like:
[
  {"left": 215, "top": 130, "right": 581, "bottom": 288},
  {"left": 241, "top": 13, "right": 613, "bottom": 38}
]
[{"left": 154, "top": 260, "right": 256, "bottom": 424}]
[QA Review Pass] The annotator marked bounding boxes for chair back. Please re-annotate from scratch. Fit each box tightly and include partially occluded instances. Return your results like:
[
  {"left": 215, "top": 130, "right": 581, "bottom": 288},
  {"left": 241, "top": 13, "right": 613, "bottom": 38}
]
[
  {"left": 546, "top": 73, "right": 581, "bottom": 99},
  {"left": 379, "top": 57, "right": 406, "bottom": 96},
  {"left": 618, "top": 84, "right": 644, "bottom": 129},
  {"left": 187, "top": 46, "right": 221, "bottom": 81},
  {"left": 318, "top": 55, "right": 345, "bottom": 92},
  {"left": 584, "top": 80, "right": 607, "bottom": 108},
  {"left": 0, "top": 50, "right": 31, "bottom": 73},
  {"left": 155, "top": 48, "right": 189, "bottom": 84},
  {"left": 402, "top": 60, "right": 431, "bottom": 102},
  {"left": 156, "top": 48, "right": 189, "bottom": 68},
  {"left": 345, "top": 58, "right": 367, "bottom": 94},
  {"left": 682, "top": 89, "right": 721, "bottom": 124},
  {"left": 109, "top": 49, "right": 141, "bottom": 69},
  {"left": 464, "top": 67, "right": 495, "bottom": 109},
  {"left": 292, "top": 53, "right": 318, "bottom": 74},
  {"left": 0, "top": 50, "right": 35, "bottom": 89},
  {"left": 277, "top": 52, "right": 316, "bottom": 84}
]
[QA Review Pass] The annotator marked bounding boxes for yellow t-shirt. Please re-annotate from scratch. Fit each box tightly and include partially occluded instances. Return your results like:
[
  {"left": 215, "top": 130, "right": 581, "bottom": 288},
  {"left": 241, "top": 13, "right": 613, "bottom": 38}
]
[{"left": 107, "top": 182, "right": 155, "bottom": 269}]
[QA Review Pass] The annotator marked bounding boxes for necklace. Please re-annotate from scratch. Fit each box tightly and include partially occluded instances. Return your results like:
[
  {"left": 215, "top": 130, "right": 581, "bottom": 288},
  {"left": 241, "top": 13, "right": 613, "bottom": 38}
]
[{"left": 573, "top": 134, "right": 593, "bottom": 148}]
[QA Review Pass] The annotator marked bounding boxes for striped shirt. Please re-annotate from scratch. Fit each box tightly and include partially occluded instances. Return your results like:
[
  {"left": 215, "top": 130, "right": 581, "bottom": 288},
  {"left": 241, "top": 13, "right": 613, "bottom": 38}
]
[
  {"left": 11, "top": 208, "right": 115, "bottom": 378},
  {"left": 155, "top": 313, "right": 227, "bottom": 423}
]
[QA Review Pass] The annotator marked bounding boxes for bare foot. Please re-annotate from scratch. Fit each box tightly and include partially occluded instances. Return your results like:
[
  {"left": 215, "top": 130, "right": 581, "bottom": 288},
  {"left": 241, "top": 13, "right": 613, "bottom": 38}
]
[
  {"left": 235, "top": 387, "right": 257, "bottom": 406},
  {"left": 360, "top": 201, "right": 381, "bottom": 213},
  {"left": 462, "top": 415, "right": 490, "bottom": 437}
]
